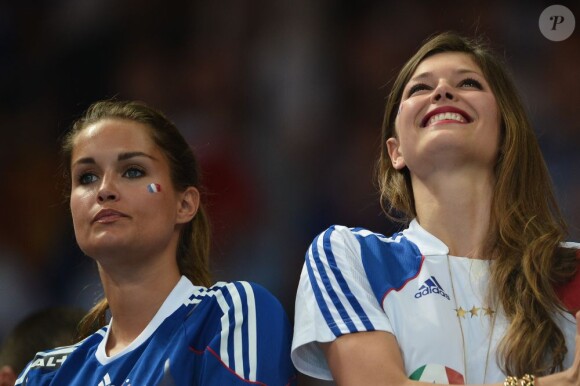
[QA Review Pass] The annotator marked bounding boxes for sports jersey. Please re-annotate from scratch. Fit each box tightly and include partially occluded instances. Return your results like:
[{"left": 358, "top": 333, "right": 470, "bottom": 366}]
[
  {"left": 291, "top": 220, "right": 578, "bottom": 383},
  {"left": 17, "top": 277, "right": 297, "bottom": 386}
]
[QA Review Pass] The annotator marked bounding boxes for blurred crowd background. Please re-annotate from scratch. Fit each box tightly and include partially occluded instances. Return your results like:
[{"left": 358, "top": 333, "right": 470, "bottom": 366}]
[{"left": 0, "top": 1, "right": 578, "bottom": 384}]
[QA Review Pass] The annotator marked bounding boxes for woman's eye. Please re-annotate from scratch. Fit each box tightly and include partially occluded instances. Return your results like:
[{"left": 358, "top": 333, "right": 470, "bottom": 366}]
[
  {"left": 407, "top": 83, "right": 431, "bottom": 97},
  {"left": 459, "top": 78, "right": 483, "bottom": 89},
  {"left": 79, "top": 173, "right": 98, "bottom": 185},
  {"left": 124, "top": 167, "right": 145, "bottom": 179}
]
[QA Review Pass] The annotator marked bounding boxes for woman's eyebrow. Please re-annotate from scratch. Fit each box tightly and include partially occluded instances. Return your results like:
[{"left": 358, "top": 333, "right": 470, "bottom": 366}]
[
  {"left": 410, "top": 68, "right": 482, "bottom": 81},
  {"left": 71, "top": 152, "right": 158, "bottom": 168},
  {"left": 455, "top": 68, "right": 482, "bottom": 76},
  {"left": 71, "top": 157, "right": 95, "bottom": 167},
  {"left": 117, "top": 151, "right": 158, "bottom": 161}
]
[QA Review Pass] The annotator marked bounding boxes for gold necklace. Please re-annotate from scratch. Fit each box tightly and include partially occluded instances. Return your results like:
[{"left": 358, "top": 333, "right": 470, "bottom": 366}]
[{"left": 446, "top": 255, "right": 497, "bottom": 384}]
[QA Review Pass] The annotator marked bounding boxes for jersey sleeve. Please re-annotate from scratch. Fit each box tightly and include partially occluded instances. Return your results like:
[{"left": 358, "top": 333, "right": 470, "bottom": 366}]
[
  {"left": 198, "top": 281, "right": 296, "bottom": 386},
  {"left": 15, "top": 343, "right": 80, "bottom": 386},
  {"left": 291, "top": 225, "right": 393, "bottom": 380}
]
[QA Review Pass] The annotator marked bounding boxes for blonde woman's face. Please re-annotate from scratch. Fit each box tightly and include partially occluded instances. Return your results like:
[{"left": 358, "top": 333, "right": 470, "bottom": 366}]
[{"left": 387, "top": 52, "right": 500, "bottom": 177}]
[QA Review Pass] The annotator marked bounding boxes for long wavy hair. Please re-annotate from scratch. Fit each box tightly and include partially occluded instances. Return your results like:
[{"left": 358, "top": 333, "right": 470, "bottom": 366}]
[
  {"left": 377, "top": 32, "right": 577, "bottom": 376},
  {"left": 62, "top": 100, "right": 212, "bottom": 339}
]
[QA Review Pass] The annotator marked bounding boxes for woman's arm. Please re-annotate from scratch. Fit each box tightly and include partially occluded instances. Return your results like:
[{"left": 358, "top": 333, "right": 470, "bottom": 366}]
[
  {"left": 321, "top": 313, "right": 580, "bottom": 386},
  {"left": 320, "top": 330, "right": 409, "bottom": 386},
  {"left": 198, "top": 281, "right": 296, "bottom": 386}
]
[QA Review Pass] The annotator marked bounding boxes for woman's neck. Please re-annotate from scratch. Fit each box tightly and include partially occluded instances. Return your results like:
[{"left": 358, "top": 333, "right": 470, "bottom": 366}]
[
  {"left": 412, "top": 169, "right": 494, "bottom": 259},
  {"left": 98, "top": 259, "right": 181, "bottom": 356}
]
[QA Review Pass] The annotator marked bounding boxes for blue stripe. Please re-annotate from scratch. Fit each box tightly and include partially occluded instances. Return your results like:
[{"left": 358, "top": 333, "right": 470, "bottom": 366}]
[
  {"left": 223, "top": 286, "right": 236, "bottom": 371},
  {"left": 305, "top": 233, "right": 343, "bottom": 337},
  {"left": 307, "top": 227, "right": 374, "bottom": 337},
  {"left": 237, "top": 282, "right": 250, "bottom": 379},
  {"left": 322, "top": 227, "right": 374, "bottom": 331}
]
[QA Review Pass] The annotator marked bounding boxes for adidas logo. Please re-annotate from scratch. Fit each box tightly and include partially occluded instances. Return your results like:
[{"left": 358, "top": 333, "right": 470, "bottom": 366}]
[
  {"left": 414, "top": 276, "right": 450, "bottom": 300},
  {"left": 98, "top": 374, "right": 112, "bottom": 386},
  {"left": 97, "top": 373, "right": 132, "bottom": 386}
]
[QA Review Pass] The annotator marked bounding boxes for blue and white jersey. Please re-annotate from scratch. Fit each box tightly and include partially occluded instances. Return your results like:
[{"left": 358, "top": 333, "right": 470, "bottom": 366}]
[
  {"left": 291, "top": 220, "right": 578, "bottom": 383},
  {"left": 18, "top": 277, "right": 297, "bottom": 386}
]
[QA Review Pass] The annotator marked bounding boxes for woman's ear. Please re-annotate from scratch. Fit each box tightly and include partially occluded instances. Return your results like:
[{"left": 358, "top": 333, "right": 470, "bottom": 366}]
[
  {"left": 176, "top": 186, "right": 200, "bottom": 224},
  {"left": 386, "top": 137, "right": 406, "bottom": 170}
]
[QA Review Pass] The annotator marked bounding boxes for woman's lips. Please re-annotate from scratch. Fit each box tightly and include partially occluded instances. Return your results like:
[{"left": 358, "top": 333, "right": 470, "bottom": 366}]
[
  {"left": 93, "top": 209, "right": 128, "bottom": 223},
  {"left": 421, "top": 106, "right": 472, "bottom": 127}
]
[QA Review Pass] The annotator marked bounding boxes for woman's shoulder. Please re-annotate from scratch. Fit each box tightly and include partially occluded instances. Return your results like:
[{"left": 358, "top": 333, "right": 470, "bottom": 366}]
[
  {"left": 304, "top": 224, "right": 424, "bottom": 298},
  {"left": 315, "top": 224, "right": 399, "bottom": 238},
  {"left": 202, "top": 281, "right": 287, "bottom": 315},
  {"left": 206, "top": 280, "right": 278, "bottom": 297},
  {"left": 309, "top": 224, "right": 406, "bottom": 250},
  {"left": 308, "top": 223, "right": 420, "bottom": 263},
  {"left": 14, "top": 331, "right": 103, "bottom": 385}
]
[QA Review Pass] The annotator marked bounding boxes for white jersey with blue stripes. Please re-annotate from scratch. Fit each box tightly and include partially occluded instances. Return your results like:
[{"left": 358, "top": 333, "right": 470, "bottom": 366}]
[
  {"left": 291, "top": 220, "right": 577, "bottom": 382},
  {"left": 17, "top": 276, "right": 296, "bottom": 386}
]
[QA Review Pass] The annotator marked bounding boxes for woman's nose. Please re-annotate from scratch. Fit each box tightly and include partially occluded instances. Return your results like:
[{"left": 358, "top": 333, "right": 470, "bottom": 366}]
[
  {"left": 97, "top": 178, "right": 119, "bottom": 202},
  {"left": 431, "top": 81, "right": 455, "bottom": 102}
]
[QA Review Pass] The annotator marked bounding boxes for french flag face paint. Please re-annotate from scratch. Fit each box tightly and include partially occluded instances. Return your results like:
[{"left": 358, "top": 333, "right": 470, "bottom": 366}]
[{"left": 147, "top": 183, "right": 161, "bottom": 193}]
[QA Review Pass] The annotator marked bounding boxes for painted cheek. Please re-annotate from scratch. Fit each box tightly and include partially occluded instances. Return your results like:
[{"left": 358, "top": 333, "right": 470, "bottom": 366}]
[{"left": 147, "top": 183, "right": 162, "bottom": 193}]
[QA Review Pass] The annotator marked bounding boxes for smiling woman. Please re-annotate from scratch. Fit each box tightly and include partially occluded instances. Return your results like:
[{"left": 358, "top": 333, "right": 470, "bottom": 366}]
[
  {"left": 291, "top": 32, "right": 580, "bottom": 386},
  {"left": 387, "top": 52, "right": 500, "bottom": 180},
  {"left": 15, "top": 100, "right": 297, "bottom": 386}
]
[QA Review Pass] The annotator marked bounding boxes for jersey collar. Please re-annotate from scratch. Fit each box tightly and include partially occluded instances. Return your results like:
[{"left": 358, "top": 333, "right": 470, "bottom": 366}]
[{"left": 403, "top": 219, "right": 450, "bottom": 256}]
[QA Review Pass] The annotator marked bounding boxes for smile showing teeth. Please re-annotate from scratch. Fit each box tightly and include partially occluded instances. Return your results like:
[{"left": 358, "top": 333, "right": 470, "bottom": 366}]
[{"left": 426, "top": 112, "right": 467, "bottom": 126}]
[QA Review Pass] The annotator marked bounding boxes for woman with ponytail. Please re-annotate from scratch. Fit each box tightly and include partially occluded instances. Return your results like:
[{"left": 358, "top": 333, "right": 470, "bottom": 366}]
[{"left": 17, "top": 100, "right": 296, "bottom": 386}]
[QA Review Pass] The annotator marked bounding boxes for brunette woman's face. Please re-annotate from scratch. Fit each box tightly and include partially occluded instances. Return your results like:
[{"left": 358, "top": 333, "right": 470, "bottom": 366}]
[
  {"left": 69, "top": 119, "right": 198, "bottom": 262},
  {"left": 387, "top": 52, "right": 500, "bottom": 175}
]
